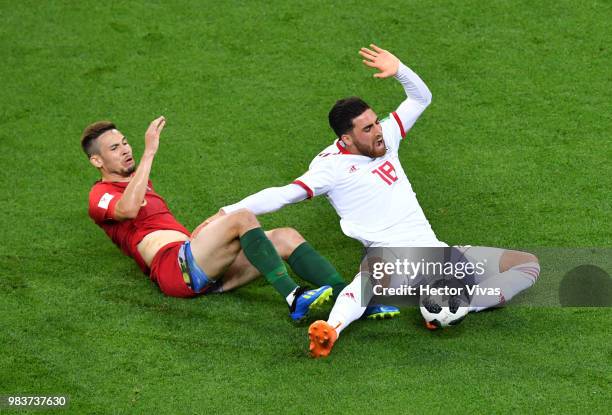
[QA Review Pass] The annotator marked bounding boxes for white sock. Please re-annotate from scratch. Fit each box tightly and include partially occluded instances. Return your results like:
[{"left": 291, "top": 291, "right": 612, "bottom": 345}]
[
  {"left": 286, "top": 287, "right": 299, "bottom": 306},
  {"left": 327, "top": 273, "right": 372, "bottom": 336},
  {"left": 469, "top": 262, "right": 540, "bottom": 312}
]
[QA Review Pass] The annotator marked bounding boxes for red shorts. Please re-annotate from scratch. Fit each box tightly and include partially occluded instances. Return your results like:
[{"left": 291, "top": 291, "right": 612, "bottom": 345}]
[{"left": 149, "top": 241, "right": 196, "bottom": 298}]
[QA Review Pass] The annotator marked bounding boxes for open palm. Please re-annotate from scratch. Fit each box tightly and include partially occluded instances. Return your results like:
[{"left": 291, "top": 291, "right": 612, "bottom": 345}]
[{"left": 359, "top": 44, "right": 400, "bottom": 78}]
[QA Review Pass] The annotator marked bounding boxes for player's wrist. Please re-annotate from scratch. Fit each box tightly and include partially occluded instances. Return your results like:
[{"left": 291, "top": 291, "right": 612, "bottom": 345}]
[{"left": 394, "top": 61, "right": 408, "bottom": 79}]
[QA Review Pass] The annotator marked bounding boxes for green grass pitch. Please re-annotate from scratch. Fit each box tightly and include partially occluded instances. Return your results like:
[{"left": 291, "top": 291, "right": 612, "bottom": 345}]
[{"left": 1, "top": 0, "right": 610, "bottom": 413}]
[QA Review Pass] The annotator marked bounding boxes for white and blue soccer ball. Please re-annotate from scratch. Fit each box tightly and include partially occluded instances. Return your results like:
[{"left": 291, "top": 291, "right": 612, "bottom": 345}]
[{"left": 420, "top": 278, "right": 470, "bottom": 329}]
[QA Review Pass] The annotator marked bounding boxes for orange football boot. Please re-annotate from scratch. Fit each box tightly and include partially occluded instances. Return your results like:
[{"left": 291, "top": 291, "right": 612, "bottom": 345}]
[
  {"left": 308, "top": 320, "right": 338, "bottom": 358},
  {"left": 424, "top": 320, "right": 440, "bottom": 330}
]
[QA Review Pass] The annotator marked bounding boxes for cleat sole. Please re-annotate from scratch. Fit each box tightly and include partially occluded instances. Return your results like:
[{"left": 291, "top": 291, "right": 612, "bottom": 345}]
[
  {"left": 308, "top": 320, "right": 338, "bottom": 359},
  {"left": 366, "top": 311, "right": 400, "bottom": 320},
  {"left": 309, "top": 287, "right": 333, "bottom": 310}
]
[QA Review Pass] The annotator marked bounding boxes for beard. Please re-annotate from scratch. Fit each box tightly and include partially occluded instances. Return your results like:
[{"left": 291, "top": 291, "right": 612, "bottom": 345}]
[
  {"left": 123, "top": 165, "right": 136, "bottom": 176},
  {"left": 114, "top": 164, "right": 135, "bottom": 177},
  {"left": 354, "top": 140, "right": 386, "bottom": 158}
]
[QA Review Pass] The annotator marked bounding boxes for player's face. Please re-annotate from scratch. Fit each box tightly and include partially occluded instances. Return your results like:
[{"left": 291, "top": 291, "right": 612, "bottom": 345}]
[
  {"left": 348, "top": 109, "right": 385, "bottom": 158},
  {"left": 94, "top": 129, "right": 135, "bottom": 177}
]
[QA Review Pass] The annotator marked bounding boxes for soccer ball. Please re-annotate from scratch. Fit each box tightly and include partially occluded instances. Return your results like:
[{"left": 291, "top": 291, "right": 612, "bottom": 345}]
[{"left": 420, "top": 278, "right": 470, "bottom": 329}]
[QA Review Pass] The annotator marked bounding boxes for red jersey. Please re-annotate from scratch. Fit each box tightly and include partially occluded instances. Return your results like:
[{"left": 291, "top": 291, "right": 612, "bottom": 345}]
[{"left": 88, "top": 180, "right": 191, "bottom": 273}]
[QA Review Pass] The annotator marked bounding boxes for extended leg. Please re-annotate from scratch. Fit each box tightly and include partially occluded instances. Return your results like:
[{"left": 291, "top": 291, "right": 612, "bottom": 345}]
[{"left": 308, "top": 272, "right": 373, "bottom": 358}]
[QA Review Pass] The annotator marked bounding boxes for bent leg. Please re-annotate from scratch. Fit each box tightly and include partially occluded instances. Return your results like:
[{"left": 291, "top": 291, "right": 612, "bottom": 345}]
[
  {"left": 464, "top": 247, "right": 540, "bottom": 311},
  {"left": 217, "top": 230, "right": 288, "bottom": 292},
  {"left": 499, "top": 250, "right": 539, "bottom": 273},
  {"left": 269, "top": 227, "right": 347, "bottom": 297},
  {"left": 190, "top": 210, "right": 299, "bottom": 300},
  {"left": 188, "top": 212, "right": 248, "bottom": 279},
  {"left": 218, "top": 227, "right": 347, "bottom": 301}
]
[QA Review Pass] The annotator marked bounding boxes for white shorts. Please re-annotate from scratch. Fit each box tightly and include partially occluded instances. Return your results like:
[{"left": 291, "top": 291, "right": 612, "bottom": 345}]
[{"left": 457, "top": 246, "right": 505, "bottom": 284}]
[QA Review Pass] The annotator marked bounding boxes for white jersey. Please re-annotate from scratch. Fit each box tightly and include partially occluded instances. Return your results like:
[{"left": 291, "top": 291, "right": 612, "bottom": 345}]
[
  {"left": 222, "top": 62, "right": 446, "bottom": 248},
  {"left": 293, "top": 114, "right": 444, "bottom": 247}
]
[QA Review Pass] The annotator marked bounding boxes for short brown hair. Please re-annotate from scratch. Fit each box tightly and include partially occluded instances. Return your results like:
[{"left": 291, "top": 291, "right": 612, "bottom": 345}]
[
  {"left": 81, "top": 121, "right": 116, "bottom": 157},
  {"left": 328, "top": 97, "right": 370, "bottom": 138}
]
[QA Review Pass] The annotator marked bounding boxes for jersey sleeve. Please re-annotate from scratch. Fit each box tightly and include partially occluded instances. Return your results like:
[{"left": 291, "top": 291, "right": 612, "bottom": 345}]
[
  {"left": 88, "top": 186, "right": 122, "bottom": 223},
  {"left": 222, "top": 184, "right": 308, "bottom": 215},
  {"left": 292, "top": 159, "right": 337, "bottom": 198},
  {"left": 382, "top": 62, "right": 432, "bottom": 152},
  {"left": 381, "top": 115, "right": 404, "bottom": 154}
]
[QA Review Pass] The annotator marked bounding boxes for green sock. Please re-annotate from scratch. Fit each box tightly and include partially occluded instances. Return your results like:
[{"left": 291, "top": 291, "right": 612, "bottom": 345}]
[
  {"left": 287, "top": 242, "right": 347, "bottom": 297},
  {"left": 240, "top": 228, "right": 298, "bottom": 298}
]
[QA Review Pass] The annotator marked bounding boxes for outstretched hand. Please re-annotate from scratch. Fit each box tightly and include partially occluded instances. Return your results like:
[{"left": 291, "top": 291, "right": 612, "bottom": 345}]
[
  {"left": 144, "top": 115, "right": 166, "bottom": 156},
  {"left": 359, "top": 44, "right": 400, "bottom": 78}
]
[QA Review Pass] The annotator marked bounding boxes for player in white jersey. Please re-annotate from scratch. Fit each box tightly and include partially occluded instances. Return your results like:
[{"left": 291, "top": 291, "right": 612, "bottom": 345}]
[
  {"left": 209, "top": 44, "right": 540, "bottom": 357},
  {"left": 291, "top": 106, "right": 443, "bottom": 248},
  {"left": 218, "top": 47, "right": 441, "bottom": 248}
]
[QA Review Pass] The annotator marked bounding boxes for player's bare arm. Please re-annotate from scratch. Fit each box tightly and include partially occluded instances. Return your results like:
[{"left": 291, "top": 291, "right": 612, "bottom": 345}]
[{"left": 114, "top": 116, "right": 166, "bottom": 220}]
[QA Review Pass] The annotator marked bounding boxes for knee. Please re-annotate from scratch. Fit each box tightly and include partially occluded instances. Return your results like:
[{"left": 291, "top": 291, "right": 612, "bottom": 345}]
[
  {"left": 267, "top": 227, "right": 305, "bottom": 259},
  {"left": 516, "top": 251, "right": 539, "bottom": 266},
  {"left": 525, "top": 252, "right": 539, "bottom": 265},
  {"left": 227, "top": 209, "right": 259, "bottom": 232},
  {"left": 500, "top": 250, "right": 539, "bottom": 273}
]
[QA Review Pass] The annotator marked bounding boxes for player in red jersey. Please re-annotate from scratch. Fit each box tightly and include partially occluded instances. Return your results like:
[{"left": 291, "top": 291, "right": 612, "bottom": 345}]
[{"left": 83, "top": 116, "right": 348, "bottom": 321}]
